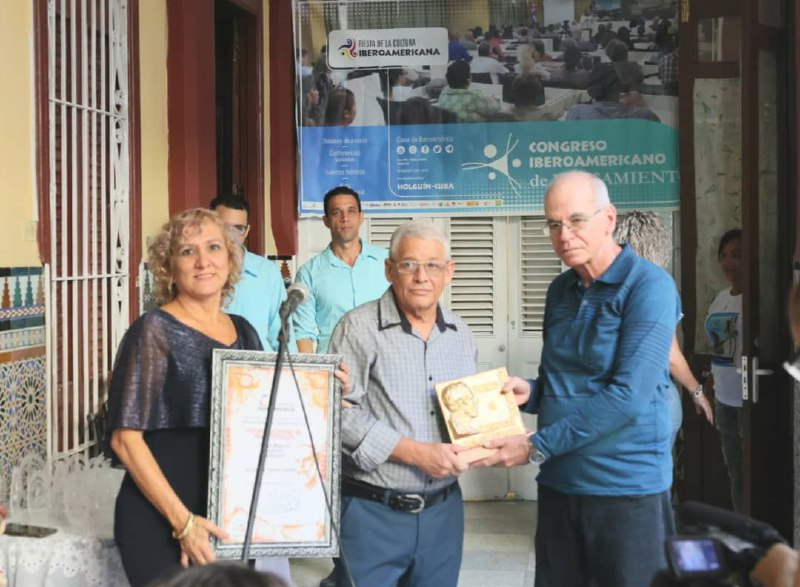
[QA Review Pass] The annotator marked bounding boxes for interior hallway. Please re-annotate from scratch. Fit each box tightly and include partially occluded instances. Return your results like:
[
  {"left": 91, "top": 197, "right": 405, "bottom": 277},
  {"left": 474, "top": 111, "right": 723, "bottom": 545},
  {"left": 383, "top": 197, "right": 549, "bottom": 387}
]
[{"left": 290, "top": 500, "right": 538, "bottom": 587}]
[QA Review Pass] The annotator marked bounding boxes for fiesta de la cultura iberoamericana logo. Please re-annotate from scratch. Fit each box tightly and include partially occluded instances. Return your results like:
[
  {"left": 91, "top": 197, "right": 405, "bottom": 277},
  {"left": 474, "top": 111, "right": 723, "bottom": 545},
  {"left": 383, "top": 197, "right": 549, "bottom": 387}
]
[
  {"left": 462, "top": 133, "right": 524, "bottom": 197},
  {"left": 338, "top": 38, "right": 358, "bottom": 59}
]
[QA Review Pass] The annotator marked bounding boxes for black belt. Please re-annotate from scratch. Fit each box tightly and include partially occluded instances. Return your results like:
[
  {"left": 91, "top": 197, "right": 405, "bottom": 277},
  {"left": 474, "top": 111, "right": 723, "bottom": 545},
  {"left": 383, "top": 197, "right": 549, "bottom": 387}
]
[{"left": 342, "top": 478, "right": 456, "bottom": 514}]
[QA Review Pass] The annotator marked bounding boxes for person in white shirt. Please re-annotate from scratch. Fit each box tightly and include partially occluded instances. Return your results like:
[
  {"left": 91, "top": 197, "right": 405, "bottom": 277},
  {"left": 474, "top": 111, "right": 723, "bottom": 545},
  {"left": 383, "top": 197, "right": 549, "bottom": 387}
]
[
  {"left": 469, "top": 42, "right": 510, "bottom": 84},
  {"left": 704, "top": 228, "right": 743, "bottom": 512},
  {"left": 514, "top": 43, "right": 551, "bottom": 81}
]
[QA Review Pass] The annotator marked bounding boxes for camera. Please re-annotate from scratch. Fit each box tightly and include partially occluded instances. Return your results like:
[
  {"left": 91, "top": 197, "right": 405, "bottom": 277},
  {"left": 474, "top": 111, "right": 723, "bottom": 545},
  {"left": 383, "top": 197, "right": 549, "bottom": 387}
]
[
  {"left": 650, "top": 502, "right": 786, "bottom": 586},
  {"left": 666, "top": 536, "right": 726, "bottom": 582}
]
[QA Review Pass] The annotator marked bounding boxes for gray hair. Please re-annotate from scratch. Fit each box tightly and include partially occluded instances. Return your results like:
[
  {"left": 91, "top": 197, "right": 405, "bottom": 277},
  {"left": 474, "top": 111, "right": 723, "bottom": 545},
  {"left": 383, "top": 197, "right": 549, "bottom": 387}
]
[
  {"left": 546, "top": 171, "right": 610, "bottom": 208},
  {"left": 614, "top": 210, "right": 671, "bottom": 267},
  {"left": 389, "top": 221, "right": 451, "bottom": 260}
]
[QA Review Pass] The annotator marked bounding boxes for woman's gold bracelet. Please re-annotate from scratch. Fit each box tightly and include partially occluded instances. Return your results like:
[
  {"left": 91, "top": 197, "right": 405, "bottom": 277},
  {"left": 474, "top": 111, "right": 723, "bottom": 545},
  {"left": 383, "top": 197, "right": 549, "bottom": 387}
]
[{"left": 172, "top": 513, "right": 196, "bottom": 541}]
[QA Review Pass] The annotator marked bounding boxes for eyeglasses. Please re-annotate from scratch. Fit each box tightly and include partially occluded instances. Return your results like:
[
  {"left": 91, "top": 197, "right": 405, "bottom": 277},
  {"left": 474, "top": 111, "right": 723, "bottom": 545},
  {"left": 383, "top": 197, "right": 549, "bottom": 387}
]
[
  {"left": 542, "top": 208, "right": 605, "bottom": 236},
  {"left": 228, "top": 224, "right": 249, "bottom": 236},
  {"left": 393, "top": 259, "right": 449, "bottom": 276}
]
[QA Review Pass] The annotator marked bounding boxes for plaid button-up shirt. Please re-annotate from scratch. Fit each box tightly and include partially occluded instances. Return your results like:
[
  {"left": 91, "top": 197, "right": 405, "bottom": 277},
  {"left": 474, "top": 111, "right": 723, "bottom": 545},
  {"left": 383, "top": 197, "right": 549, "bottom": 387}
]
[{"left": 329, "top": 288, "right": 478, "bottom": 493}]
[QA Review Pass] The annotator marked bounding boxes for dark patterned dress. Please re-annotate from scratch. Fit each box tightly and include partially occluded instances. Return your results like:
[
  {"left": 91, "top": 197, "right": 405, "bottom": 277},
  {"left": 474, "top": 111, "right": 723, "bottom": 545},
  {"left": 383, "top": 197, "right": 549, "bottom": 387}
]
[{"left": 104, "top": 309, "right": 261, "bottom": 587}]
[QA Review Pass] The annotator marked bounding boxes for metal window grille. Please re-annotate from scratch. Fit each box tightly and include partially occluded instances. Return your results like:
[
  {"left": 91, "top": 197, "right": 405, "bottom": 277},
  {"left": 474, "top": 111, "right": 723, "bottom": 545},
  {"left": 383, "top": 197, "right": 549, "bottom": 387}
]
[{"left": 45, "top": 0, "right": 130, "bottom": 458}]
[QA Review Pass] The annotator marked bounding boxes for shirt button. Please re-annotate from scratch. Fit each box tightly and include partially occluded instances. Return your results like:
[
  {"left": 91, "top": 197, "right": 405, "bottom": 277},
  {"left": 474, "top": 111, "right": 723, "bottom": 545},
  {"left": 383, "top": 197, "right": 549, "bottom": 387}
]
[
  {"left": 430, "top": 410, "right": 435, "bottom": 416},
  {"left": 428, "top": 376, "right": 433, "bottom": 381},
  {"left": 427, "top": 479, "right": 433, "bottom": 484}
]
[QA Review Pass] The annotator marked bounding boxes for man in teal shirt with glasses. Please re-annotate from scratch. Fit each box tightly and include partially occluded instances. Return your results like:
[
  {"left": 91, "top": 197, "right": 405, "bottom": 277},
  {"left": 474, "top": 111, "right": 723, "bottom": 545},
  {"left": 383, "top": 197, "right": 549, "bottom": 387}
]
[
  {"left": 210, "top": 194, "right": 288, "bottom": 352},
  {"left": 293, "top": 186, "right": 389, "bottom": 354}
]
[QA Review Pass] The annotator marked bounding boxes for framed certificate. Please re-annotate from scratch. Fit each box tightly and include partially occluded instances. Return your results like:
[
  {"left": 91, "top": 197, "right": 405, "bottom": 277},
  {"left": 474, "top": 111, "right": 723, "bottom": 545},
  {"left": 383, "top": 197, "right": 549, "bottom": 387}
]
[{"left": 208, "top": 349, "right": 342, "bottom": 558}]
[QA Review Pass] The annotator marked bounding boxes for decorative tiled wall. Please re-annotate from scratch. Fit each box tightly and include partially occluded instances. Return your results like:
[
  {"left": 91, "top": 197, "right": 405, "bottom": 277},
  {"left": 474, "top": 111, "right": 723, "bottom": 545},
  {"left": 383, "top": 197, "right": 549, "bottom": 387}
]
[{"left": 0, "top": 267, "right": 47, "bottom": 495}]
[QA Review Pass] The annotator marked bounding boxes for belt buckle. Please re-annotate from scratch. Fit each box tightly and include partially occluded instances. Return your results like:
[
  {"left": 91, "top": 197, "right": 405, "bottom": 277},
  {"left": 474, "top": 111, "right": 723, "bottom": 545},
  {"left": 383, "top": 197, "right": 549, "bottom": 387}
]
[{"left": 402, "top": 493, "right": 425, "bottom": 513}]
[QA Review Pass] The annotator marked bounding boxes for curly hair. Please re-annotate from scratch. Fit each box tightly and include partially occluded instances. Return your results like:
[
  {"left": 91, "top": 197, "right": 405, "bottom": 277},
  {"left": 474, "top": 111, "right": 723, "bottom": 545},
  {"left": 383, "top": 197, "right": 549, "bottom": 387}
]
[
  {"left": 614, "top": 210, "right": 671, "bottom": 268},
  {"left": 147, "top": 208, "right": 242, "bottom": 306}
]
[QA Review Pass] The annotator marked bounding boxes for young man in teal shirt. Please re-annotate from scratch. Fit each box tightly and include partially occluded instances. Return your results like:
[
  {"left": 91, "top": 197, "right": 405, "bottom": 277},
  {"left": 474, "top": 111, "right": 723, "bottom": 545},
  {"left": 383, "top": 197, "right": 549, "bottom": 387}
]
[{"left": 293, "top": 186, "right": 389, "bottom": 354}]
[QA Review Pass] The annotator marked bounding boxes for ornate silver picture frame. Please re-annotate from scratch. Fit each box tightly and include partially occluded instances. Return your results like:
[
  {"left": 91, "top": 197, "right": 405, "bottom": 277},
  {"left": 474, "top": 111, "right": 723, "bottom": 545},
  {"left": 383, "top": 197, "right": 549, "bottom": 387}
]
[{"left": 208, "top": 349, "right": 342, "bottom": 558}]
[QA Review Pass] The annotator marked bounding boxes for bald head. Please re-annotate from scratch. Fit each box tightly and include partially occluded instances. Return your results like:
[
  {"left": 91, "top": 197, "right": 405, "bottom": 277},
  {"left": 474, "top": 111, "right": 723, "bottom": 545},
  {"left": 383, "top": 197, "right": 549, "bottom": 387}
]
[
  {"left": 544, "top": 171, "right": 619, "bottom": 281},
  {"left": 546, "top": 171, "right": 610, "bottom": 208}
]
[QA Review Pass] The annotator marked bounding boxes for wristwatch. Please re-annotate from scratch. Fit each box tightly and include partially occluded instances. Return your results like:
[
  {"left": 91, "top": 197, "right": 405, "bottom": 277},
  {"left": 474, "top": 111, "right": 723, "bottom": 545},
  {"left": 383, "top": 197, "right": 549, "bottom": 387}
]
[
  {"left": 690, "top": 384, "right": 704, "bottom": 399},
  {"left": 527, "top": 436, "right": 546, "bottom": 465}
]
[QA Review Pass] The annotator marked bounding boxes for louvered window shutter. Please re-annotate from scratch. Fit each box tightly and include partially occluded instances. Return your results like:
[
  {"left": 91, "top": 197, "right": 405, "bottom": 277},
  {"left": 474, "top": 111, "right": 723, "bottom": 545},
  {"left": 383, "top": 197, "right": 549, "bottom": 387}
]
[
  {"left": 519, "top": 218, "right": 563, "bottom": 332},
  {"left": 447, "top": 218, "right": 496, "bottom": 335}
]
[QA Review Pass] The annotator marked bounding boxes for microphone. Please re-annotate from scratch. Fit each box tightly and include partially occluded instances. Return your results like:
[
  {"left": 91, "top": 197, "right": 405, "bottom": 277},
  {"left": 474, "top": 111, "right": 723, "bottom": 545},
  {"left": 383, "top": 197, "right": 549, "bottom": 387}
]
[
  {"left": 677, "top": 501, "right": 786, "bottom": 549},
  {"left": 279, "top": 282, "right": 310, "bottom": 322}
]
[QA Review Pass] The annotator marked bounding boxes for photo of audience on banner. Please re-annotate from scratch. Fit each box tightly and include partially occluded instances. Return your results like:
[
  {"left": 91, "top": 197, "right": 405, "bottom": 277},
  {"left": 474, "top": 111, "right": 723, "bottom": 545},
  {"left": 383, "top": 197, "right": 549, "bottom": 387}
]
[
  {"left": 293, "top": 0, "right": 680, "bottom": 214},
  {"left": 296, "top": 1, "right": 677, "bottom": 128}
]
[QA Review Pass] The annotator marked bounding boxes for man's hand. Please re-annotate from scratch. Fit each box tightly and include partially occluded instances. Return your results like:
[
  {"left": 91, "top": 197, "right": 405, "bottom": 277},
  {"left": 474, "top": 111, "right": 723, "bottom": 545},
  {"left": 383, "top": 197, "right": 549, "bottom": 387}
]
[
  {"left": 471, "top": 434, "right": 531, "bottom": 468},
  {"left": 750, "top": 543, "right": 799, "bottom": 587},
  {"left": 502, "top": 377, "right": 531, "bottom": 406},
  {"left": 392, "top": 438, "right": 469, "bottom": 478}
]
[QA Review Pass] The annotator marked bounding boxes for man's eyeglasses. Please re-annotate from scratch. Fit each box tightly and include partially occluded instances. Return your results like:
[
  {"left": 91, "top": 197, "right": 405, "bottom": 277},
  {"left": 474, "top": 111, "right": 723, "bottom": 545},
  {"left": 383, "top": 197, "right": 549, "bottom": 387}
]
[
  {"left": 393, "top": 260, "right": 449, "bottom": 276},
  {"left": 228, "top": 224, "right": 249, "bottom": 236},
  {"left": 542, "top": 208, "right": 605, "bottom": 236}
]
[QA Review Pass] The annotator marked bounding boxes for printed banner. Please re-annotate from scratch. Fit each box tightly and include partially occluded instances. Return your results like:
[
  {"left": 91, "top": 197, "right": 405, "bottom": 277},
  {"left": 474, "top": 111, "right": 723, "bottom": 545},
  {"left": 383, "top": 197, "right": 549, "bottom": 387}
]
[
  {"left": 299, "top": 119, "right": 677, "bottom": 214},
  {"left": 328, "top": 28, "right": 449, "bottom": 69},
  {"left": 294, "top": 0, "right": 680, "bottom": 215}
]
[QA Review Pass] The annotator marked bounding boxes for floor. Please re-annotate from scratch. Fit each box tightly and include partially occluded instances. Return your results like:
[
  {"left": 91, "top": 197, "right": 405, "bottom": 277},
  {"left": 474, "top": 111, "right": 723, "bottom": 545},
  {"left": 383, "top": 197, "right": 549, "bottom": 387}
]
[{"left": 289, "top": 500, "right": 537, "bottom": 587}]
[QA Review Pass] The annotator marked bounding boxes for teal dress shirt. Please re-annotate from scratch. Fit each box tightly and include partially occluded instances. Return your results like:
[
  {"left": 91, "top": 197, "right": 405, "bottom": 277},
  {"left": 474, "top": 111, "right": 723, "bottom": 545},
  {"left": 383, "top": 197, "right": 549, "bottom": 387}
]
[
  {"left": 293, "top": 241, "right": 389, "bottom": 353},
  {"left": 226, "top": 249, "right": 288, "bottom": 352}
]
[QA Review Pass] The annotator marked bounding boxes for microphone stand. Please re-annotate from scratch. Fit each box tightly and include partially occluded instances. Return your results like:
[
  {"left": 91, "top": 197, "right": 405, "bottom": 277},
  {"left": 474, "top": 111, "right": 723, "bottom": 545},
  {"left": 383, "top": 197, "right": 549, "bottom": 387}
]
[{"left": 241, "top": 318, "right": 290, "bottom": 563}]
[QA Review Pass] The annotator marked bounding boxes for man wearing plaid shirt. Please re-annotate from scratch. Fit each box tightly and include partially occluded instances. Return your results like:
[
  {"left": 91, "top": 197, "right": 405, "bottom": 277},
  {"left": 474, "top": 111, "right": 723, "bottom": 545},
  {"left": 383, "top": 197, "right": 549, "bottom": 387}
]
[
  {"left": 658, "top": 36, "right": 679, "bottom": 95},
  {"left": 328, "top": 221, "right": 477, "bottom": 587}
]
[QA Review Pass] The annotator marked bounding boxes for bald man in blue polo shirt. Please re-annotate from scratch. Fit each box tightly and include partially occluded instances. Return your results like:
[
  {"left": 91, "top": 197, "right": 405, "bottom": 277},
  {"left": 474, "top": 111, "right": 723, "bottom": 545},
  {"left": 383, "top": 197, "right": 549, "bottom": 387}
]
[{"left": 477, "top": 171, "right": 680, "bottom": 587}]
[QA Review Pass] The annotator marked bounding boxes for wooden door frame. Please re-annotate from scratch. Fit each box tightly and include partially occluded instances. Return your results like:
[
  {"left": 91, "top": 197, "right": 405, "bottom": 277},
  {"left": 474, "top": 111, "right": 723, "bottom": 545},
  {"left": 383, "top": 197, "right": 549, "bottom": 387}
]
[
  {"left": 740, "top": 0, "right": 794, "bottom": 536},
  {"left": 678, "top": 0, "right": 796, "bottom": 536},
  {"left": 678, "top": 2, "right": 741, "bottom": 363},
  {"left": 166, "top": 0, "right": 265, "bottom": 254}
]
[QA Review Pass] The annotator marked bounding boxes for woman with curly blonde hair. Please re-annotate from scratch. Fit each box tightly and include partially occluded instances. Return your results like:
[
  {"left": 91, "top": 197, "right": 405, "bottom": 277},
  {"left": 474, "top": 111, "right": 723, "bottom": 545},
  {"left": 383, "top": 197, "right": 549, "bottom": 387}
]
[{"left": 104, "top": 208, "right": 262, "bottom": 586}]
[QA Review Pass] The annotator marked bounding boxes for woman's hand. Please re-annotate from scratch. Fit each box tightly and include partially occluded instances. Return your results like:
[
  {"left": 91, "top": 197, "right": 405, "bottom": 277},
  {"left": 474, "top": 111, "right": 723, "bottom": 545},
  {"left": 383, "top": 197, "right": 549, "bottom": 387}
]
[
  {"left": 178, "top": 515, "right": 228, "bottom": 567},
  {"left": 692, "top": 392, "right": 715, "bottom": 425}
]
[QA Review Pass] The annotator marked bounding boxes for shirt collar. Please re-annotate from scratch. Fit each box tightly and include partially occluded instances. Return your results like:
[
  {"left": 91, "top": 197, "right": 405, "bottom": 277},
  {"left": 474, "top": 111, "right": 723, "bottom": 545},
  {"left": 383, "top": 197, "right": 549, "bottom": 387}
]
[
  {"left": 241, "top": 247, "right": 258, "bottom": 277},
  {"left": 322, "top": 239, "right": 383, "bottom": 267},
  {"left": 377, "top": 288, "right": 459, "bottom": 334},
  {"left": 595, "top": 243, "right": 635, "bottom": 285},
  {"left": 564, "top": 243, "right": 634, "bottom": 289}
]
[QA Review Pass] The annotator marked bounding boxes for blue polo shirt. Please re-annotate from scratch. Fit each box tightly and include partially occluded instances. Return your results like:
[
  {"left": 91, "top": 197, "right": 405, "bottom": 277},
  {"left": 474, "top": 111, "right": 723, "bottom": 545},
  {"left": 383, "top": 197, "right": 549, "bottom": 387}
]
[
  {"left": 226, "top": 249, "right": 287, "bottom": 351},
  {"left": 293, "top": 241, "right": 389, "bottom": 353},
  {"left": 526, "top": 244, "right": 680, "bottom": 496}
]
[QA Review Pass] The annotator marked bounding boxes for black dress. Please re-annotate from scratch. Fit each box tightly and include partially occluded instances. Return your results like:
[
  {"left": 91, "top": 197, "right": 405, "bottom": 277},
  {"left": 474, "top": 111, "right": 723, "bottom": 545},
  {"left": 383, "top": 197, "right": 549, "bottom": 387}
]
[{"left": 104, "top": 309, "right": 262, "bottom": 587}]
